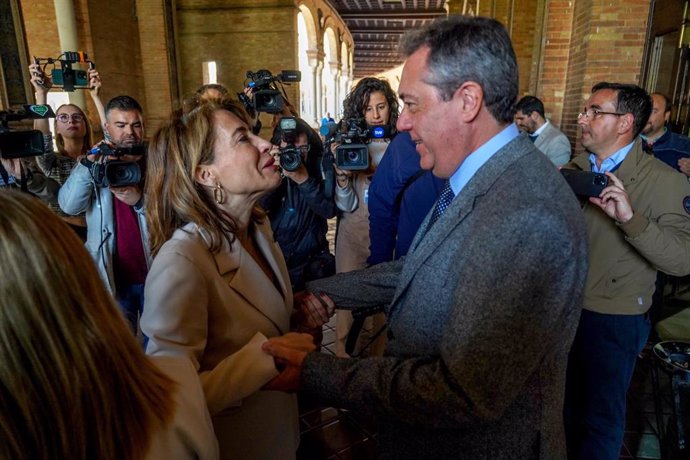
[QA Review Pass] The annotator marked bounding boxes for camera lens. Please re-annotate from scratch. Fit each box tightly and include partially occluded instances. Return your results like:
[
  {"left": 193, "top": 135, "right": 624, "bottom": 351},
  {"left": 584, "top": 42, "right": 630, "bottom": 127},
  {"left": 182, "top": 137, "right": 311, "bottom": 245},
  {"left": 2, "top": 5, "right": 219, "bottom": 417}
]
[{"left": 594, "top": 175, "right": 607, "bottom": 186}]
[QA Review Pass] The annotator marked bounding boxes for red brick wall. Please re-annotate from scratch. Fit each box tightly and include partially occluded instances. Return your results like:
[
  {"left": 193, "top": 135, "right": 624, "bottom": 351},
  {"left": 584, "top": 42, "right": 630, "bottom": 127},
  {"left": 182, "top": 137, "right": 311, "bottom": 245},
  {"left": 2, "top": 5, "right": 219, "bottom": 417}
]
[{"left": 546, "top": 0, "right": 651, "bottom": 154}]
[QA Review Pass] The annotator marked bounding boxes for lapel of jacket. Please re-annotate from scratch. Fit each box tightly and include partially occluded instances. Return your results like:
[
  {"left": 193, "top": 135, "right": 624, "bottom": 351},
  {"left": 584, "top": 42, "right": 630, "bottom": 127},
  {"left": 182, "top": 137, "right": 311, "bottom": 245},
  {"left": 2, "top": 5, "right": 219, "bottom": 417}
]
[
  {"left": 193, "top": 221, "right": 292, "bottom": 335},
  {"left": 388, "top": 136, "right": 535, "bottom": 314}
]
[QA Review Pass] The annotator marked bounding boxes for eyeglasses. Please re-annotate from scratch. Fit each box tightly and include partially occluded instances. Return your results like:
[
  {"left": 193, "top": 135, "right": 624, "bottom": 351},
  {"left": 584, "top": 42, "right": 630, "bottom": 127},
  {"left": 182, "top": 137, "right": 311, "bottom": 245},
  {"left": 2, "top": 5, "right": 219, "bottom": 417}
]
[
  {"left": 56, "top": 113, "right": 85, "bottom": 123},
  {"left": 577, "top": 109, "right": 625, "bottom": 120}
]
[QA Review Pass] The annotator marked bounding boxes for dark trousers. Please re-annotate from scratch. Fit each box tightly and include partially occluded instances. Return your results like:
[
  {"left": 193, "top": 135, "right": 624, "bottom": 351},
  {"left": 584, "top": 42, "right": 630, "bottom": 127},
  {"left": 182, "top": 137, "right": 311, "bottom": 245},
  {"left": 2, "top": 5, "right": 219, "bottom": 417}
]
[
  {"left": 116, "top": 282, "right": 145, "bottom": 334},
  {"left": 564, "top": 309, "right": 651, "bottom": 460}
]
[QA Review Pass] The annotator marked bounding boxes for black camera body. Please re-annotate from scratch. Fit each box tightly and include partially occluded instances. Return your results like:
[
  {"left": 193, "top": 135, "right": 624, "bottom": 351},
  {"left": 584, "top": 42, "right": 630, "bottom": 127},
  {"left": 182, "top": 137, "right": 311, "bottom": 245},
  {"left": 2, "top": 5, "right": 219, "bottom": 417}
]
[
  {"left": 243, "top": 69, "right": 301, "bottom": 114},
  {"left": 277, "top": 117, "right": 302, "bottom": 172},
  {"left": 88, "top": 143, "right": 145, "bottom": 187},
  {"left": 560, "top": 169, "right": 610, "bottom": 197},
  {"left": 35, "top": 52, "right": 94, "bottom": 92},
  {"left": 0, "top": 105, "right": 56, "bottom": 159},
  {"left": 334, "top": 118, "right": 390, "bottom": 170}
]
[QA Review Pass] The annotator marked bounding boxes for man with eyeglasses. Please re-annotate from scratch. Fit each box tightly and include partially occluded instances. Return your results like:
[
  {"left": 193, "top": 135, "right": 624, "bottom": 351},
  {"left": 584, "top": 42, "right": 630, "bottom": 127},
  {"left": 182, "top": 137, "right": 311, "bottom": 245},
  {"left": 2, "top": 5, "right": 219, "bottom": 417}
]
[
  {"left": 59, "top": 95, "right": 149, "bottom": 334},
  {"left": 563, "top": 82, "right": 690, "bottom": 459},
  {"left": 260, "top": 116, "right": 336, "bottom": 291},
  {"left": 640, "top": 92, "right": 690, "bottom": 175}
]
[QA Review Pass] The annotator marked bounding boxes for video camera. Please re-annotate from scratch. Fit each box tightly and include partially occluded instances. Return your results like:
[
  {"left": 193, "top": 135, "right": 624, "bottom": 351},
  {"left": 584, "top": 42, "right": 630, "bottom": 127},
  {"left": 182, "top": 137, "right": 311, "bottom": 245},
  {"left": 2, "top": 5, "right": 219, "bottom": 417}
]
[
  {"left": 277, "top": 117, "right": 303, "bottom": 172},
  {"left": 34, "top": 51, "right": 95, "bottom": 92},
  {"left": 320, "top": 118, "right": 390, "bottom": 171},
  {"left": 238, "top": 69, "right": 301, "bottom": 114},
  {"left": 0, "top": 105, "right": 56, "bottom": 159},
  {"left": 87, "top": 142, "right": 146, "bottom": 187}
]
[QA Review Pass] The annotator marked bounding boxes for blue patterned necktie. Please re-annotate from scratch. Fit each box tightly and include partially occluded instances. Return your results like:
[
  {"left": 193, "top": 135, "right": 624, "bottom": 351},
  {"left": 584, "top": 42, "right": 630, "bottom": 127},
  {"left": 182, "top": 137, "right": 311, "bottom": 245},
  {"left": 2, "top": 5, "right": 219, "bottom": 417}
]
[
  {"left": 428, "top": 181, "right": 455, "bottom": 228},
  {"left": 529, "top": 134, "right": 539, "bottom": 143}
]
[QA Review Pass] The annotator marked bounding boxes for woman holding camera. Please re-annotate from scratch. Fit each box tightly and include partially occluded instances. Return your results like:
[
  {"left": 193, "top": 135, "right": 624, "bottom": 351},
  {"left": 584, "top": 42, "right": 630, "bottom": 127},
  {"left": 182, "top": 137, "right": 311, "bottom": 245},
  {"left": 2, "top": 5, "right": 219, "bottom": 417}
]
[
  {"left": 28, "top": 61, "right": 105, "bottom": 240},
  {"left": 142, "top": 100, "right": 326, "bottom": 460},
  {"left": 333, "top": 77, "right": 399, "bottom": 357},
  {"left": 0, "top": 191, "right": 218, "bottom": 460}
]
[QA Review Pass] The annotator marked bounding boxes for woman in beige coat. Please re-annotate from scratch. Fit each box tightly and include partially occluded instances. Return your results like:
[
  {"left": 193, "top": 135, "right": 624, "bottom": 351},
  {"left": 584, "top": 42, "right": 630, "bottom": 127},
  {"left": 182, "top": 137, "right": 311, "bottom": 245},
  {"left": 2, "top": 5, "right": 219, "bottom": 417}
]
[{"left": 142, "top": 100, "right": 324, "bottom": 460}]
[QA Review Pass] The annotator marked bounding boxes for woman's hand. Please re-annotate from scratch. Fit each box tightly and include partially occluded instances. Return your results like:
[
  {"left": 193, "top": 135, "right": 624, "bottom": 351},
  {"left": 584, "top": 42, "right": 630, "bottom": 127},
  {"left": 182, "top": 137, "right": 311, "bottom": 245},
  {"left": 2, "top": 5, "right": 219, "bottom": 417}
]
[
  {"left": 29, "top": 63, "right": 51, "bottom": 98},
  {"left": 292, "top": 291, "right": 336, "bottom": 330},
  {"left": 334, "top": 164, "right": 352, "bottom": 188},
  {"left": 88, "top": 68, "right": 102, "bottom": 97}
]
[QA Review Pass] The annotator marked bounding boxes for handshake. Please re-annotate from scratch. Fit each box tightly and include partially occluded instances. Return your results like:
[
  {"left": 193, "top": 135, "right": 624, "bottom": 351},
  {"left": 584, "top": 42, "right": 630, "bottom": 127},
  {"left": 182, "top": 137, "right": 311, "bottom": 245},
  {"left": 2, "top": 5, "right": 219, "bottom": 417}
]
[{"left": 263, "top": 291, "right": 335, "bottom": 392}]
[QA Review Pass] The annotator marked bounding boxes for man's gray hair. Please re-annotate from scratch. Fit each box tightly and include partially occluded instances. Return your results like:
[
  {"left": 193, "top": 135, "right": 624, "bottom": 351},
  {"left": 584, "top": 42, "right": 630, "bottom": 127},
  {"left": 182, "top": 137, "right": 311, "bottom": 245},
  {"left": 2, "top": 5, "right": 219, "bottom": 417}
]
[{"left": 398, "top": 15, "right": 518, "bottom": 123}]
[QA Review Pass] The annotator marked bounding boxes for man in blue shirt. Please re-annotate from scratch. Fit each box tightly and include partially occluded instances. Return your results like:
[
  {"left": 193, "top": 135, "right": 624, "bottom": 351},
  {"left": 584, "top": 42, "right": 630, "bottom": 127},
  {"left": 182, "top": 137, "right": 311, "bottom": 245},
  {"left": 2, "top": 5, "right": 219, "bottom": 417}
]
[{"left": 263, "top": 16, "right": 588, "bottom": 459}]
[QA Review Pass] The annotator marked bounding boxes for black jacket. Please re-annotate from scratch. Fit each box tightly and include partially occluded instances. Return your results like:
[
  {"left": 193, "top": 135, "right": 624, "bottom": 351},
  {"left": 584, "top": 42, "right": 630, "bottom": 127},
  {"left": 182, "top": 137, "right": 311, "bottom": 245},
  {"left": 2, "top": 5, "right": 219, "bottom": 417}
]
[{"left": 261, "top": 143, "right": 336, "bottom": 289}]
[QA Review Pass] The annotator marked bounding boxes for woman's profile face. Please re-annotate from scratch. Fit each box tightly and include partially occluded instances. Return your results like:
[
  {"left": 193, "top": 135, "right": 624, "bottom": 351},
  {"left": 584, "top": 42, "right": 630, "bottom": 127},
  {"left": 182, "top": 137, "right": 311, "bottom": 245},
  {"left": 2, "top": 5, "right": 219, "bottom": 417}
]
[
  {"left": 55, "top": 105, "right": 87, "bottom": 139},
  {"left": 363, "top": 90, "right": 390, "bottom": 126},
  {"left": 207, "top": 110, "right": 281, "bottom": 199}
]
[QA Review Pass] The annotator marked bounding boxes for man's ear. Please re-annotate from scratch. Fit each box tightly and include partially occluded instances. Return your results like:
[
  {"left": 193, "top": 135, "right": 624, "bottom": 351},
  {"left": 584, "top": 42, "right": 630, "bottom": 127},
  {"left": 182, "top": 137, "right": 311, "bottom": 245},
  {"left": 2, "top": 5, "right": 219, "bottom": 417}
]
[
  {"left": 618, "top": 113, "right": 634, "bottom": 135},
  {"left": 452, "top": 82, "right": 484, "bottom": 122},
  {"left": 194, "top": 165, "right": 215, "bottom": 187}
]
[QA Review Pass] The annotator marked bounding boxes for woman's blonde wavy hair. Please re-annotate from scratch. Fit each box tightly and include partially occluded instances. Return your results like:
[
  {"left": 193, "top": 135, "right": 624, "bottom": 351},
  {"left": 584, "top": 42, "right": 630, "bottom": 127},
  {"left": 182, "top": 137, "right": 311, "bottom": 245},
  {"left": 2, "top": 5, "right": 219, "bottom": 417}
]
[
  {"left": 146, "top": 99, "right": 264, "bottom": 257},
  {"left": 0, "top": 191, "right": 175, "bottom": 460}
]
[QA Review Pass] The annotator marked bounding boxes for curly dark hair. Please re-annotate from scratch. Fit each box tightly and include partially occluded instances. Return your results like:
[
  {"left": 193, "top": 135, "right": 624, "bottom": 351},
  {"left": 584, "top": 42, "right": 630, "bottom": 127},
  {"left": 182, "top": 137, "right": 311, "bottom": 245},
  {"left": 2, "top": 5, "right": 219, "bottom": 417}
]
[{"left": 341, "top": 77, "right": 399, "bottom": 135}]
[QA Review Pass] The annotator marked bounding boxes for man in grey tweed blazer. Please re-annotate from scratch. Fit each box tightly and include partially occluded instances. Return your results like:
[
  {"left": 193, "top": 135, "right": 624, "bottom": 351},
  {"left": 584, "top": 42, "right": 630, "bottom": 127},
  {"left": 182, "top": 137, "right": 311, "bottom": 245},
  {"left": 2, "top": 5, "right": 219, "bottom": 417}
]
[{"left": 264, "top": 16, "right": 588, "bottom": 460}]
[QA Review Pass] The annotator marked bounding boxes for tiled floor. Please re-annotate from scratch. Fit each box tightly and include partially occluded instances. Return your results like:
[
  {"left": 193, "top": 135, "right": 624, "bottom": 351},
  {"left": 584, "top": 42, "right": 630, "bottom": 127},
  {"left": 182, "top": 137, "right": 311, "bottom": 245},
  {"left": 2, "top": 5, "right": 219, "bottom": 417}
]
[{"left": 296, "top": 292, "right": 690, "bottom": 459}]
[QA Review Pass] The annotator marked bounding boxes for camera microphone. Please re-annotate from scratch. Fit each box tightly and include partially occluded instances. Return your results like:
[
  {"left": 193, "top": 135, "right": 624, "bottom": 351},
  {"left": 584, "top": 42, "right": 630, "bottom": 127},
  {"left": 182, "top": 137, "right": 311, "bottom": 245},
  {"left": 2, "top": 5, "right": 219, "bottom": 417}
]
[{"left": 319, "top": 122, "right": 338, "bottom": 139}]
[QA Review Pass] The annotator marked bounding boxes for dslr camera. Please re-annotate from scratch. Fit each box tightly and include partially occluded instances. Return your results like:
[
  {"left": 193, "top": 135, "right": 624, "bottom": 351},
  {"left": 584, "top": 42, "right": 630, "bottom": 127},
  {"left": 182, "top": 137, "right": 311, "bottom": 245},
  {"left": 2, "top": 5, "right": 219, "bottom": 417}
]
[
  {"left": 34, "top": 51, "right": 94, "bottom": 92},
  {"left": 239, "top": 69, "right": 301, "bottom": 114},
  {"left": 334, "top": 118, "right": 390, "bottom": 171},
  {"left": 87, "top": 143, "right": 146, "bottom": 187},
  {"left": 0, "top": 105, "right": 55, "bottom": 159},
  {"left": 277, "top": 117, "right": 303, "bottom": 172}
]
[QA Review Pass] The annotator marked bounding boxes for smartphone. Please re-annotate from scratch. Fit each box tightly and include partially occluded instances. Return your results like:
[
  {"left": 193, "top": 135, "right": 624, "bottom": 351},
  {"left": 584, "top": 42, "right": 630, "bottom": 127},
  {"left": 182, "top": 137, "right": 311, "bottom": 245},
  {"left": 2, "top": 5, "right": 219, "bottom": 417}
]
[
  {"left": 560, "top": 169, "right": 610, "bottom": 197},
  {"left": 51, "top": 68, "right": 89, "bottom": 88}
]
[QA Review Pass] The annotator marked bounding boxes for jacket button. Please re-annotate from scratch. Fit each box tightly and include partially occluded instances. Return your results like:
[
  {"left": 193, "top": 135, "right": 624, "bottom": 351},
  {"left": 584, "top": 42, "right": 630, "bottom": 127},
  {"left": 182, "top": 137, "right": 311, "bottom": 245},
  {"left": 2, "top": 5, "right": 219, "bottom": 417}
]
[{"left": 612, "top": 279, "right": 617, "bottom": 283}]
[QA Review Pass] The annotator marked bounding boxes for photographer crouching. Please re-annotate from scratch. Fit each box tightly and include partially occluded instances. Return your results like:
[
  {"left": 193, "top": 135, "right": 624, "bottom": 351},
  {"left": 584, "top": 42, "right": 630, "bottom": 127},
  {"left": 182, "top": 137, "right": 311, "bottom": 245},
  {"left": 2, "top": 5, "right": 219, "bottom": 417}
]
[
  {"left": 58, "top": 95, "right": 148, "bottom": 333},
  {"left": 260, "top": 116, "right": 336, "bottom": 292}
]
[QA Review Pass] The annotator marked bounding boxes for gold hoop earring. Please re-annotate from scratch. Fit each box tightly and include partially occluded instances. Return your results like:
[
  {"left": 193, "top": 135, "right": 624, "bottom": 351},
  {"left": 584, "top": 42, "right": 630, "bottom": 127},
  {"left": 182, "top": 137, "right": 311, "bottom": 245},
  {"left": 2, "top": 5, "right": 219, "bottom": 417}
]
[{"left": 213, "top": 183, "right": 225, "bottom": 205}]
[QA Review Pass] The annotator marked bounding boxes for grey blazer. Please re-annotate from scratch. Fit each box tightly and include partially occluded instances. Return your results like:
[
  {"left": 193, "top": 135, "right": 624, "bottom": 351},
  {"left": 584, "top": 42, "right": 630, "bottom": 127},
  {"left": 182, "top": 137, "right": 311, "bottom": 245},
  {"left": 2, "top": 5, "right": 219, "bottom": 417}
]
[
  {"left": 306, "top": 135, "right": 588, "bottom": 459},
  {"left": 534, "top": 121, "right": 572, "bottom": 166}
]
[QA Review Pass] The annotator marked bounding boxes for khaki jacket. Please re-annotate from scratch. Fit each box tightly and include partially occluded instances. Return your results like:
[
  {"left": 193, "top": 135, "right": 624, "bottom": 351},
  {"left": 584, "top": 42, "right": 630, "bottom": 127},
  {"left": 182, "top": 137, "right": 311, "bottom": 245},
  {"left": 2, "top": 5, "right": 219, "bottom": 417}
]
[{"left": 567, "top": 139, "right": 690, "bottom": 315}]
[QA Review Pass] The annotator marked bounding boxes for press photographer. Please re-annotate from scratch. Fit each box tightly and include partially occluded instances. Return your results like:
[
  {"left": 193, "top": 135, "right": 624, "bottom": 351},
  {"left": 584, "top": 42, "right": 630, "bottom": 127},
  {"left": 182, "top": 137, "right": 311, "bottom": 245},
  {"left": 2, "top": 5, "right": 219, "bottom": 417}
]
[
  {"left": 58, "top": 95, "right": 149, "bottom": 333},
  {"left": 260, "top": 116, "right": 336, "bottom": 291},
  {"left": 330, "top": 77, "right": 399, "bottom": 358},
  {"left": 238, "top": 69, "right": 300, "bottom": 133},
  {"left": 28, "top": 58, "right": 106, "bottom": 240},
  {"left": 0, "top": 105, "right": 60, "bottom": 201}
]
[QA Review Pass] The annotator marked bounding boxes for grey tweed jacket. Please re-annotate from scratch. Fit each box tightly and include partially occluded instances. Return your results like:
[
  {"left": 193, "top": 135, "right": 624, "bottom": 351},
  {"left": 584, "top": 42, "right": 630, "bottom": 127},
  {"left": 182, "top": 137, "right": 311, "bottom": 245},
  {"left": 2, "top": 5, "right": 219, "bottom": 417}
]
[{"left": 305, "top": 134, "right": 588, "bottom": 459}]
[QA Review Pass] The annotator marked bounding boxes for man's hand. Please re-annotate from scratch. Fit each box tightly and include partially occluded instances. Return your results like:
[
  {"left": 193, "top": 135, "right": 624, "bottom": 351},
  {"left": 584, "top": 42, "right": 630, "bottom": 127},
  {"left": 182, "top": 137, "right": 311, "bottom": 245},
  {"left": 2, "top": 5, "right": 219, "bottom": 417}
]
[
  {"left": 262, "top": 332, "right": 315, "bottom": 392},
  {"left": 678, "top": 158, "right": 690, "bottom": 177},
  {"left": 589, "top": 172, "right": 634, "bottom": 223},
  {"left": 0, "top": 158, "right": 23, "bottom": 178},
  {"left": 293, "top": 291, "right": 336, "bottom": 329},
  {"left": 110, "top": 185, "right": 142, "bottom": 206}
]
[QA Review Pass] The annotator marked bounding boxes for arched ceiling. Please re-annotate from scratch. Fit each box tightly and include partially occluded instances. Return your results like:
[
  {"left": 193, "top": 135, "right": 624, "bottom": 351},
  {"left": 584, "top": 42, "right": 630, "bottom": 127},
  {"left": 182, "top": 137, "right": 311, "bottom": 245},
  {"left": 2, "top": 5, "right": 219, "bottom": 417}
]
[{"left": 328, "top": 0, "right": 447, "bottom": 78}]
